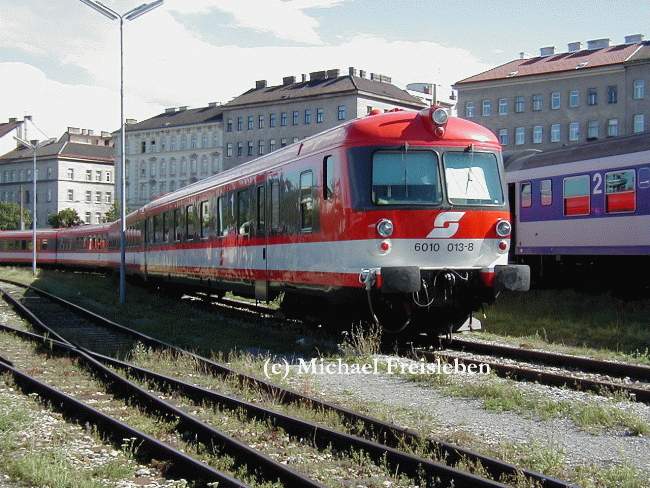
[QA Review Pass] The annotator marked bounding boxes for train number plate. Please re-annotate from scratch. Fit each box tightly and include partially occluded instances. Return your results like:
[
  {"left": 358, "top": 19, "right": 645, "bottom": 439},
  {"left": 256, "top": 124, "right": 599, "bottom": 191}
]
[{"left": 413, "top": 241, "right": 475, "bottom": 253}]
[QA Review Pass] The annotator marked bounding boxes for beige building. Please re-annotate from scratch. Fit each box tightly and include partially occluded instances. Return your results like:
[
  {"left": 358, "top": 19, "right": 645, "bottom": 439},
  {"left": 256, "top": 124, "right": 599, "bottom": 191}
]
[
  {"left": 113, "top": 104, "right": 223, "bottom": 209},
  {"left": 222, "top": 67, "right": 427, "bottom": 167},
  {"left": 454, "top": 35, "right": 650, "bottom": 154},
  {"left": 0, "top": 127, "right": 114, "bottom": 227}
]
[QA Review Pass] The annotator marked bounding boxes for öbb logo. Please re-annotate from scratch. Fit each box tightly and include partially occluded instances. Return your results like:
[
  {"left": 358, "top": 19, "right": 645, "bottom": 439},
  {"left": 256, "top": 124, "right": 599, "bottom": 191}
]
[{"left": 426, "top": 212, "right": 465, "bottom": 238}]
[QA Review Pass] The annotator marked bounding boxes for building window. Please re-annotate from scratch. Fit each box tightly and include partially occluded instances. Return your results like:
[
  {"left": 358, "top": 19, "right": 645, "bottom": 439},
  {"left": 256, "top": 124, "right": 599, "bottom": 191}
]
[
  {"left": 515, "top": 127, "right": 525, "bottom": 145},
  {"left": 105, "top": 192, "right": 111, "bottom": 203},
  {"left": 520, "top": 182, "right": 531, "bottom": 208},
  {"left": 237, "top": 142, "right": 243, "bottom": 157},
  {"left": 304, "top": 109, "right": 311, "bottom": 124},
  {"left": 95, "top": 170, "right": 102, "bottom": 182},
  {"left": 106, "top": 172, "right": 111, "bottom": 182},
  {"left": 540, "top": 179, "right": 552, "bottom": 206},
  {"left": 200, "top": 156, "right": 208, "bottom": 176},
  {"left": 465, "top": 101, "right": 475, "bottom": 118},
  {"left": 316, "top": 108, "right": 324, "bottom": 123},
  {"left": 563, "top": 175, "right": 590, "bottom": 216},
  {"left": 170, "top": 135, "right": 177, "bottom": 151},
  {"left": 201, "top": 133, "right": 208, "bottom": 148},
  {"left": 47, "top": 189, "right": 52, "bottom": 202},
  {"left": 569, "top": 122, "right": 580, "bottom": 141},
  {"left": 86, "top": 170, "right": 92, "bottom": 181},
  {"left": 180, "top": 135, "right": 187, "bottom": 149},
  {"left": 95, "top": 191, "right": 101, "bottom": 203},
  {"left": 85, "top": 190, "right": 91, "bottom": 203},
  {"left": 633, "top": 79, "right": 645, "bottom": 99},
  {"left": 226, "top": 143, "right": 233, "bottom": 157},
  {"left": 533, "top": 126, "right": 543, "bottom": 144},
  {"left": 170, "top": 158, "right": 176, "bottom": 175},
  {"left": 607, "top": 118, "right": 619, "bottom": 137},
  {"left": 180, "top": 157, "right": 188, "bottom": 175},
  {"left": 498, "top": 98, "right": 508, "bottom": 115},
  {"left": 160, "top": 160, "right": 166, "bottom": 176},
  {"left": 569, "top": 90, "right": 579, "bottom": 108},
  {"left": 532, "top": 94, "right": 543, "bottom": 111},
  {"left": 481, "top": 99, "right": 491, "bottom": 116},
  {"left": 269, "top": 139, "right": 276, "bottom": 152},
  {"left": 247, "top": 141, "right": 253, "bottom": 156},
  {"left": 280, "top": 112, "right": 288, "bottom": 126},
  {"left": 607, "top": 85, "right": 617, "bottom": 104},
  {"left": 292, "top": 137, "right": 299, "bottom": 143},
  {"left": 337, "top": 105, "right": 346, "bottom": 120},
  {"left": 47, "top": 167, "right": 52, "bottom": 178},
  {"left": 269, "top": 113, "right": 276, "bottom": 128},
  {"left": 498, "top": 129, "right": 509, "bottom": 145},
  {"left": 247, "top": 115, "right": 254, "bottom": 130},
  {"left": 227, "top": 119, "right": 233, "bottom": 132},
  {"left": 150, "top": 161, "right": 156, "bottom": 177},
  {"left": 258, "top": 114, "right": 264, "bottom": 129},
  {"left": 634, "top": 114, "right": 645, "bottom": 133},
  {"left": 84, "top": 212, "right": 91, "bottom": 224},
  {"left": 551, "top": 92, "right": 560, "bottom": 110},
  {"left": 587, "top": 88, "right": 597, "bottom": 105},
  {"left": 550, "top": 123, "right": 561, "bottom": 142},
  {"left": 514, "top": 96, "right": 524, "bottom": 113},
  {"left": 280, "top": 138, "right": 287, "bottom": 147},
  {"left": 237, "top": 117, "right": 243, "bottom": 131},
  {"left": 141, "top": 141, "right": 146, "bottom": 153},
  {"left": 258, "top": 140, "right": 264, "bottom": 155},
  {"left": 605, "top": 170, "right": 636, "bottom": 213},
  {"left": 292, "top": 111, "right": 299, "bottom": 125},
  {"left": 587, "top": 120, "right": 599, "bottom": 139},
  {"left": 67, "top": 168, "right": 74, "bottom": 180}
]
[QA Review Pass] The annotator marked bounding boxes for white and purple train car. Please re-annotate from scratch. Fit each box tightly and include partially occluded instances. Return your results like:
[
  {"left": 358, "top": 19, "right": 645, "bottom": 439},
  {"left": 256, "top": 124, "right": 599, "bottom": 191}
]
[{"left": 506, "top": 134, "right": 650, "bottom": 283}]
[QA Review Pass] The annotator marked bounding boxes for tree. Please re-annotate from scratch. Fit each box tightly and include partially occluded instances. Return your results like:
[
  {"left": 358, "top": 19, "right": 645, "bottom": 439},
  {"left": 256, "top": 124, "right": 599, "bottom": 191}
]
[
  {"left": 102, "top": 202, "right": 119, "bottom": 223},
  {"left": 48, "top": 208, "right": 83, "bottom": 228},
  {"left": 0, "top": 202, "right": 32, "bottom": 230}
]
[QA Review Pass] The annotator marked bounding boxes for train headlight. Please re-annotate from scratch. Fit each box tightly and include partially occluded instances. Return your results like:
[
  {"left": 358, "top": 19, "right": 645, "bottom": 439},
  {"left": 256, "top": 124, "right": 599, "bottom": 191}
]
[
  {"left": 496, "top": 220, "right": 511, "bottom": 237},
  {"left": 431, "top": 108, "right": 448, "bottom": 125},
  {"left": 376, "top": 218, "right": 394, "bottom": 238}
]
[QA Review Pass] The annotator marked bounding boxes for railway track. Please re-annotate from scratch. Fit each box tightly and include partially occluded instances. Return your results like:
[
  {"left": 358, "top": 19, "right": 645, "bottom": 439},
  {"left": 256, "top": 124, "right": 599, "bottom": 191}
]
[{"left": 0, "top": 277, "right": 573, "bottom": 488}]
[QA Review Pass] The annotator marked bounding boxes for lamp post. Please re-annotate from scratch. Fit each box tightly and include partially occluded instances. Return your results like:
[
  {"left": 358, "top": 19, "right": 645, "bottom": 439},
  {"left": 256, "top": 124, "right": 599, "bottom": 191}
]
[
  {"left": 13, "top": 136, "right": 57, "bottom": 276},
  {"left": 78, "top": 0, "right": 164, "bottom": 305}
]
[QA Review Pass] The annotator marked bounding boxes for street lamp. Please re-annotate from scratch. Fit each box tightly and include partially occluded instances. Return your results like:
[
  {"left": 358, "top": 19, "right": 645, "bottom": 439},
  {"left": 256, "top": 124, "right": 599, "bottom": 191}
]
[
  {"left": 13, "top": 136, "right": 57, "bottom": 276},
  {"left": 78, "top": 0, "right": 164, "bottom": 305}
]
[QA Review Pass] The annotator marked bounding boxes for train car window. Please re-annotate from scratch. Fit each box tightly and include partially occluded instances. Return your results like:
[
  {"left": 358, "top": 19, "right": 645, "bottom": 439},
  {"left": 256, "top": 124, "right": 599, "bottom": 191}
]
[
  {"left": 563, "top": 175, "right": 590, "bottom": 216},
  {"left": 42, "top": 239, "right": 48, "bottom": 251},
  {"left": 257, "top": 185, "right": 265, "bottom": 232},
  {"left": 520, "top": 182, "right": 532, "bottom": 208},
  {"left": 323, "top": 155, "right": 334, "bottom": 200},
  {"left": 162, "top": 213, "right": 169, "bottom": 242},
  {"left": 217, "top": 196, "right": 225, "bottom": 236},
  {"left": 605, "top": 170, "right": 636, "bottom": 213},
  {"left": 638, "top": 168, "right": 650, "bottom": 189},
  {"left": 200, "top": 200, "right": 210, "bottom": 238},
  {"left": 300, "top": 170, "right": 313, "bottom": 231},
  {"left": 186, "top": 204, "right": 196, "bottom": 240},
  {"left": 237, "top": 189, "right": 251, "bottom": 236},
  {"left": 153, "top": 214, "right": 161, "bottom": 242},
  {"left": 172, "top": 209, "right": 180, "bottom": 241},
  {"left": 373, "top": 151, "right": 442, "bottom": 205},
  {"left": 540, "top": 179, "right": 552, "bottom": 206},
  {"left": 270, "top": 181, "right": 280, "bottom": 231}
]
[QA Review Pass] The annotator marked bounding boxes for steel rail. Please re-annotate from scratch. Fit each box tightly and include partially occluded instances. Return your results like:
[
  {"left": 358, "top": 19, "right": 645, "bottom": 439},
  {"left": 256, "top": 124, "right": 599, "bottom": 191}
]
[
  {"left": 419, "top": 350, "right": 650, "bottom": 404},
  {"left": 0, "top": 287, "right": 326, "bottom": 488},
  {"left": 0, "top": 278, "right": 574, "bottom": 488},
  {"left": 0, "top": 351, "right": 248, "bottom": 488},
  {"left": 445, "top": 337, "right": 650, "bottom": 382}
]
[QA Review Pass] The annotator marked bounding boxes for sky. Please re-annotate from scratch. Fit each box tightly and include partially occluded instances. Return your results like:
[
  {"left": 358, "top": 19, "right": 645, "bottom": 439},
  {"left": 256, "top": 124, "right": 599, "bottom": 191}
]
[{"left": 0, "top": 0, "right": 647, "bottom": 138}]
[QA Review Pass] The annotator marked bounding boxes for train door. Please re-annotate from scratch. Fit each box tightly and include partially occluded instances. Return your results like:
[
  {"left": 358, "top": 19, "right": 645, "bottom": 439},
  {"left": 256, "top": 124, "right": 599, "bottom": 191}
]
[
  {"left": 254, "top": 183, "right": 268, "bottom": 301},
  {"left": 507, "top": 183, "right": 517, "bottom": 261}
]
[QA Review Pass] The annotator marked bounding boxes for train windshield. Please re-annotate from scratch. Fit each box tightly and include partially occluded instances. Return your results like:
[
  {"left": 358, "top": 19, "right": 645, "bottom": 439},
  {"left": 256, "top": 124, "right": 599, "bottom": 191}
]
[
  {"left": 372, "top": 151, "right": 442, "bottom": 205},
  {"left": 443, "top": 152, "right": 504, "bottom": 205}
]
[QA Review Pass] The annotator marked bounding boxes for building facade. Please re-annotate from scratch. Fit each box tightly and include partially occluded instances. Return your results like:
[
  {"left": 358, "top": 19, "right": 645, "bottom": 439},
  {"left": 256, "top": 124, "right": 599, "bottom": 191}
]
[
  {"left": 0, "top": 127, "right": 114, "bottom": 227},
  {"left": 454, "top": 35, "right": 650, "bottom": 154},
  {"left": 221, "top": 67, "right": 427, "bottom": 167},
  {"left": 113, "top": 104, "right": 223, "bottom": 210}
]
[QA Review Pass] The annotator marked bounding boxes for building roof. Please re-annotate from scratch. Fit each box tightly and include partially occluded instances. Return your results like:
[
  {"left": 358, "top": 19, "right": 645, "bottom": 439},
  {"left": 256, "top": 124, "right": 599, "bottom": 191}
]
[
  {"left": 224, "top": 75, "right": 426, "bottom": 109},
  {"left": 0, "top": 140, "right": 114, "bottom": 164},
  {"left": 124, "top": 105, "right": 223, "bottom": 132},
  {"left": 504, "top": 133, "right": 650, "bottom": 172},
  {"left": 456, "top": 41, "right": 646, "bottom": 85},
  {"left": 0, "top": 121, "right": 21, "bottom": 139}
]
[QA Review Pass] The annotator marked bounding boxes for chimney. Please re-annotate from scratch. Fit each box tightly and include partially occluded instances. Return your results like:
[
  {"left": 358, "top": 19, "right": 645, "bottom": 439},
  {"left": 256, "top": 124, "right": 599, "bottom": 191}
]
[
  {"left": 282, "top": 75, "right": 296, "bottom": 85},
  {"left": 255, "top": 80, "right": 267, "bottom": 89},
  {"left": 625, "top": 34, "right": 644, "bottom": 44},
  {"left": 68, "top": 127, "right": 81, "bottom": 134},
  {"left": 101, "top": 131, "right": 111, "bottom": 138},
  {"left": 326, "top": 68, "right": 340, "bottom": 79},
  {"left": 379, "top": 74, "right": 392, "bottom": 83},
  {"left": 208, "top": 102, "right": 219, "bottom": 107},
  {"left": 587, "top": 38, "right": 610, "bottom": 50},
  {"left": 359, "top": 69, "right": 366, "bottom": 78},
  {"left": 540, "top": 46, "right": 555, "bottom": 57},
  {"left": 301, "top": 73, "right": 307, "bottom": 82},
  {"left": 164, "top": 107, "right": 176, "bottom": 113},
  {"left": 309, "top": 70, "right": 327, "bottom": 81},
  {"left": 348, "top": 67, "right": 358, "bottom": 77},
  {"left": 178, "top": 106, "right": 188, "bottom": 112},
  {"left": 125, "top": 118, "right": 138, "bottom": 125},
  {"left": 8, "top": 117, "right": 17, "bottom": 123}
]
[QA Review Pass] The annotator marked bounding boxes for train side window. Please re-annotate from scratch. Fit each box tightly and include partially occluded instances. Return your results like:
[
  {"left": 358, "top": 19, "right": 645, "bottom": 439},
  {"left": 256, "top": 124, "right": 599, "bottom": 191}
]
[
  {"left": 520, "top": 182, "right": 532, "bottom": 208},
  {"left": 200, "top": 200, "right": 210, "bottom": 238},
  {"left": 173, "top": 209, "right": 181, "bottom": 241},
  {"left": 270, "top": 180, "right": 280, "bottom": 231},
  {"left": 162, "top": 212, "right": 169, "bottom": 242},
  {"left": 144, "top": 218, "right": 149, "bottom": 244},
  {"left": 153, "top": 214, "right": 161, "bottom": 242},
  {"left": 257, "top": 185, "right": 265, "bottom": 232},
  {"left": 605, "top": 170, "right": 636, "bottom": 213},
  {"left": 300, "top": 170, "right": 313, "bottom": 231},
  {"left": 323, "top": 155, "right": 334, "bottom": 200},
  {"left": 186, "top": 204, "right": 196, "bottom": 240},
  {"left": 42, "top": 239, "right": 48, "bottom": 251},
  {"left": 563, "top": 175, "right": 590, "bottom": 216},
  {"left": 237, "top": 188, "right": 251, "bottom": 235},
  {"left": 540, "top": 179, "right": 552, "bottom": 206},
  {"left": 217, "top": 196, "right": 225, "bottom": 236},
  {"left": 638, "top": 167, "right": 650, "bottom": 189}
]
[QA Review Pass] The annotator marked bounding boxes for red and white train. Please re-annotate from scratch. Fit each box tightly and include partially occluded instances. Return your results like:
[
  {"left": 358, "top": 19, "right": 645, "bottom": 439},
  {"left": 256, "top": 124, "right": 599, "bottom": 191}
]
[{"left": 0, "top": 107, "right": 529, "bottom": 332}]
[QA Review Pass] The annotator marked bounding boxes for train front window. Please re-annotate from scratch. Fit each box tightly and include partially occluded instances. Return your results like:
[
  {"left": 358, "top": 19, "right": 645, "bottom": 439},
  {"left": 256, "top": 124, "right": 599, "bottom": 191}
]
[
  {"left": 372, "top": 151, "right": 441, "bottom": 205},
  {"left": 443, "top": 151, "right": 504, "bottom": 205}
]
